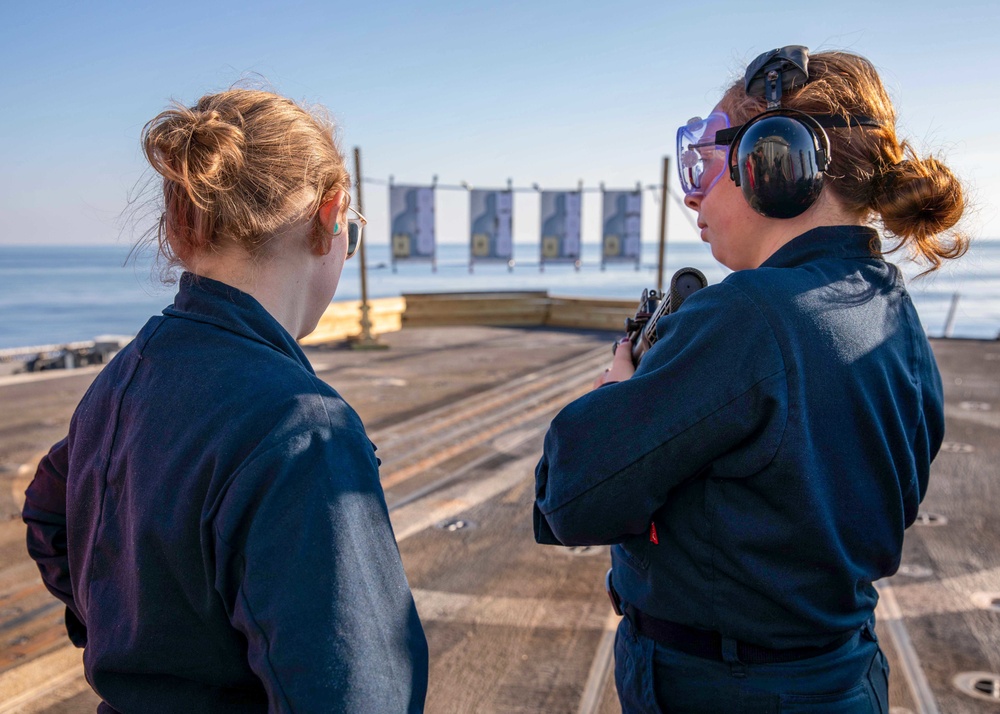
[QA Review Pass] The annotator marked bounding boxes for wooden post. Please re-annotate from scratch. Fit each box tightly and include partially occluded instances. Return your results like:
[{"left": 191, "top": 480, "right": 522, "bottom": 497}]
[
  {"left": 388, "top": 174, "right": 397, "bottom": 274},
  {"left": 351, "top": 147, "right": 386, "bottom": 350},
  {"left": 943, "top": 292, "right": 961, "bottom": 338},
  {"left": 507, "top": 178, "right": 514, "bottom": 272},
  {"left": 599, "top": 181, "right": 606, "bottom": 272},
  {"left": 657, "top": 156, "right": 670, "bottom": 294},
  {"left": 635, "top": 180, "right": 642, "bottom": 272},
  {"left": 431, "top": 174, "right": 438, "bottom": 273},
  {"left": 575, "top": 179, "right": 583, "bottom": 271}
]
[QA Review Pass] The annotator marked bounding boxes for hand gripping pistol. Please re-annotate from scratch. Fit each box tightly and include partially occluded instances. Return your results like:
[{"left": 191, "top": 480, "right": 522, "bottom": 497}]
[{"left": 614, "top": 267, "right": 708, "bottom": 366}]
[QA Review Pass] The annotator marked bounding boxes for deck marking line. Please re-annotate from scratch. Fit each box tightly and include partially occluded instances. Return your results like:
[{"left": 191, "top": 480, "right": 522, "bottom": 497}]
[
  {"left": 375, "top": 348, "right": 603, "bottom": 464},
  {"left": 875, "top": 581, "right": 940, "bottom": 714},
  {"left": 0, "top": 365, "right": 104, "bottom": 388},
  {"left": 0, "top": 644, "right": 83, "bottom": 712},
  {"left": 390, "top": 446, "right": 540, "bottom": 543},
  {"left": 388, "top": 422, "right": 546, "bottom": 515},
  {"left": 410, "top": 589, "right": 609, "bottom": 630},
  {"left": 374, "top": 343, "right": 608, "bottom": 449},
  {"left": 578, "top": 608, "right": 620, "bottom": 714}
]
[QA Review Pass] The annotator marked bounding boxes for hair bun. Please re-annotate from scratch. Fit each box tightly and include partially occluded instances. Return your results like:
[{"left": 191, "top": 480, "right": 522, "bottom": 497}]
[
  {"left": 143, "top": 104, "right": 246, "bottom": 210},
  {"left": 875, "top": 153, "right": 967, "bottom": 269},
  {"left": 878, "top": 155, "right": 964, "bottom": 238},
  {"left": 188, "top": 109, "right": 239, "bottom": 150},
  {"left": 181, "top": 108, "right": 246, "bottom": 203}
]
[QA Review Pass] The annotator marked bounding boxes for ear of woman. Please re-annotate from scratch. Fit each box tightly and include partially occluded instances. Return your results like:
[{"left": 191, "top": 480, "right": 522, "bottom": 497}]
[{"left": 314, "top": 191, "right": 348, "bottom": 256}]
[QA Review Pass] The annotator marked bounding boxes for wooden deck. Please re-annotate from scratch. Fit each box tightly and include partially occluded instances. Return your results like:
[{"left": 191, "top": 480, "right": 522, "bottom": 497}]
[{"left": 0, "top": 325, "right": 997, "bottom": 713}]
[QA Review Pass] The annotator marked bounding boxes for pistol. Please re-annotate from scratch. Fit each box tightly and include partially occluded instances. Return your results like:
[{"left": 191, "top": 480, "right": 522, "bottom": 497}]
[{"left": 614, "top": 267, "right": 708, "bottom": 366}]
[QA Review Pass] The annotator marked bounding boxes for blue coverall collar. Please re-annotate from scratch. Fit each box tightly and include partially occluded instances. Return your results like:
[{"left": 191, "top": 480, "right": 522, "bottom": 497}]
[
  {"left": 762, "top": 226, "right": 882, "bottom": 270},
  {"left": 163, "top": 272, "right": 314, "bottom": 374}
]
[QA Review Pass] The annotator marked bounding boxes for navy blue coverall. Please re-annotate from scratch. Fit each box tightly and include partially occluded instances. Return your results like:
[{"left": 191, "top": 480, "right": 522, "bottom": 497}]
[
  {"left": 534, "top": 226, "right": 944, "bottom": 712},
  {"left": 23, "top": 273, "right": 428, "bottom": 713}
]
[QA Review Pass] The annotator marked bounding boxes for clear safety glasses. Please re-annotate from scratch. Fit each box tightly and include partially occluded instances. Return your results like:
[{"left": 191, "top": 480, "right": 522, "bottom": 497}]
[
  {"left": 676, "top": 111, "right": 732, "bottom": 196},
  {"left": 345, "top": 206, "right": 366, "bottom": 259}
]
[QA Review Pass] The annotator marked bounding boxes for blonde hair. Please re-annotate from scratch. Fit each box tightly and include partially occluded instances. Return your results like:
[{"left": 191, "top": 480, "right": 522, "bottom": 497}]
[
  {"left": 719, "top": 51, "right": 967, "bottom": 272},
  {"left": 141, "top": 88, "right": 350, "bottom": 267}
]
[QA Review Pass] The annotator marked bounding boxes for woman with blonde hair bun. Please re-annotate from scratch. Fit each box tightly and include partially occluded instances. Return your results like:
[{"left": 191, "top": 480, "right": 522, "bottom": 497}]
[
  {"left": 535, "top": 46, "right": 966, "bottom": 712},
  {"left": 23, "top": 88, "right": 428, "bottom": 713}
]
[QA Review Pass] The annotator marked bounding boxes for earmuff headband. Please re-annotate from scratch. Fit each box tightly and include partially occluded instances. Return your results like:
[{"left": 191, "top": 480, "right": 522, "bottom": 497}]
[
  {"left": 714, "top": 113, "right": 880, "bottom": 147},
  {"left": 744, "top": 45, "right": 810, "bottom": 109}
]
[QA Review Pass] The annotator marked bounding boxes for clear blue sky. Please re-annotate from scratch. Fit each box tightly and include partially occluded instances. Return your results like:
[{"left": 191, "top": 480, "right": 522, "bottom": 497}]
[{"left": 1, "top": 0, "right": 996, "bottom": 248}]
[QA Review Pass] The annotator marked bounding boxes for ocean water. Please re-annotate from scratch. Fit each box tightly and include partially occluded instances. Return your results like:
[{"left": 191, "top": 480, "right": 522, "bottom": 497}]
[{"left": 1, "top": 240, "right": 998, "bottom": 350}]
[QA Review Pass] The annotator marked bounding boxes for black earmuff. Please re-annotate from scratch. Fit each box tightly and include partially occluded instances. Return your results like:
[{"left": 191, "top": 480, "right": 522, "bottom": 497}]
[
  {"left": 730, "top": 45, "right": 828, "bottom": 219},
  {"left": 727, "top": 108, "right": 831, "bottom": 219}
]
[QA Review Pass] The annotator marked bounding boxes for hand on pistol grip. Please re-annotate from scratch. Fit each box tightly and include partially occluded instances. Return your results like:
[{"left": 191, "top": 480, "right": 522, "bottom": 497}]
[
  {"left": 610, "top": 267, "right": 708, "bottom": 374},
  {"left": 594, "top": 337, "right": 636, "bottom": 389}
]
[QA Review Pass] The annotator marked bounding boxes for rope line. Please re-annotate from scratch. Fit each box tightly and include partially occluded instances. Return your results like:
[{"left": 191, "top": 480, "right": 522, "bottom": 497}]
[
  {"left": 359, "top": 175, "right": 703, "bottom": 240},
  {"left": 362, "top": 177, "right": 661, "bottom": 193}
]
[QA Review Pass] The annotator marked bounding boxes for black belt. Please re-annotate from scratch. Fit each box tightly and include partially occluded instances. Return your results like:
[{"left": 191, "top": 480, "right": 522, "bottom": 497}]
[{"left": 626, "top": 604, "right": 855, "bottom": 664}]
